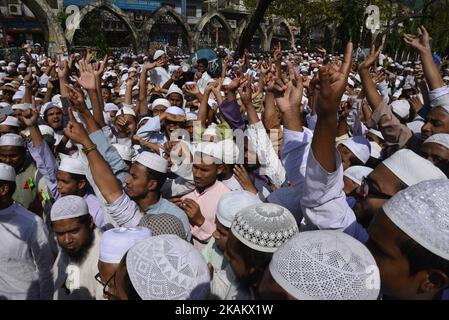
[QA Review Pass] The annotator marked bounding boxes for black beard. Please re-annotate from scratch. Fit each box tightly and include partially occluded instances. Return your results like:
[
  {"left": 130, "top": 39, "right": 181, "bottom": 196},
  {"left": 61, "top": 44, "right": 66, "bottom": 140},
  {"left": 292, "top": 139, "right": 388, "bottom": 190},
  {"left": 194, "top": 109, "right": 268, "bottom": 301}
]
[{"left": 66, "top": 231, "right": 94, "bottom": 264}]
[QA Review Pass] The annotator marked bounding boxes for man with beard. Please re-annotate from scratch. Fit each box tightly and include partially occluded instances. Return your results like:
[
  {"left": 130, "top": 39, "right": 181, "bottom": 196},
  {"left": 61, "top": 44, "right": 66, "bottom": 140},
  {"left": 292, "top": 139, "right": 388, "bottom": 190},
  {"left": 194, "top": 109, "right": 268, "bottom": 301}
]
[
  {"left": 62, "top": 114, "right": 191, "bottom": 241},
  {"left": 0, "top": 133, "right": 42, "bottom": 214},
  {"left": 51, "top": 195, "right": 103, "bottom": 300},
  {"left": 0, "top": 163, "right": 54, "bottom": 299}
]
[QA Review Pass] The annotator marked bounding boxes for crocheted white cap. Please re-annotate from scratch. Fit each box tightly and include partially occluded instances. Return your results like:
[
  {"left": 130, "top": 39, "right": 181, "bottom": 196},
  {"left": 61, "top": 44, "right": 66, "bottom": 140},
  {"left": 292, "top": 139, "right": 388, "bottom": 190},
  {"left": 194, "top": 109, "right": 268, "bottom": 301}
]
[
  {"left": 50, "top": 195, "right": 89, "bottom": 221},
  {"left": 383, "top": 179, "right": 449, "bottom": 260},
  {"left": 99, "top": 227, "right": 151, "bottom": 264},
  {"left": 423, "top": 133, "right": 449, "bottom": 150},
  {"left": 217, "top": 191, "right": 262, "bottom": 228},
  {"left": 126, "top": 234, "right": 210, "bottom": 300},
  {"left": 382, "top": 149, "right": 447, "bottom": 186},
  {"left": 231, "top": 203, "right": 298, "bottom": 253},
  {"left": 344, "top": 166, "right": 373, "bottom": 186},
  {"left": 269, "top": 230, "right": 380, "bottom": 300}
]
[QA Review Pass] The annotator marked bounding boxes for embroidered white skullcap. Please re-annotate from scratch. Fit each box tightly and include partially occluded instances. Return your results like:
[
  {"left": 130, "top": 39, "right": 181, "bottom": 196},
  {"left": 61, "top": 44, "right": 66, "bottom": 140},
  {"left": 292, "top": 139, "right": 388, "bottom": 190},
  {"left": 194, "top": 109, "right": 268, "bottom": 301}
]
[
  {"left": 231, "top": 203, "right": 298, "bottom": 253},
  {"left": 219, "top": 139, "right": 239, "bottom": 164},
  {"left": 104, "top": 103, "right": 119, "bottom": 112},
  {"left": 165, "top": 106, "right": 185, "bottom": 117},
  {"left": 217, "top": 191, "right": 262, "bottom": 228},
  {"left": 344, "top": 166, "right": 374, "bottom": 186},
  {"left": 50, "top": 195, "right": 89, "bottom": 221},
  {"left": 12, "top": 90, "right": 24, "bottom": 101},
  {"left": 368, "top": 128, "right": 384, "bottom": 141},
  {"left": 112, "top": 143, "right": 136, "bottom": 162},
  {"left": 186, "top": 112, "right": 198, "bottom": 121},
  {"left": 383, "top": 179, "right": 449, "bottom": 260},
  {"left": 99, "top": 227, "right": 152, "bottom": 264},
  {"left": 135, "top": 151, "right": 168, "bottom": 173},
  {"left": 152, "top": 98, "right": 171, "bottom": 109},
  {"left": 117, "top": 106, "right": 136, "bottom": 117},
  {"left": 58, "top": 157, "right": 86, "bottom": 176},
  {"left": 166, "top": 85, "right": 184, "bottom": 98},
  {"left": 406, "top": 120, "right": 424, "bottom": 134},
  {"left": 423, "top": 133, "right": 449, "bottom": 150},
  {"left": 269, "top": 230, "right": 380, "bottom": 300},
  {"left": 382, "top": 149, "right": 447, "bottom": 187},
  {"left": 126, "top": 235, "right": 210, "bottom": 300},
  {"left": 340, "top": 136, "right": 371, "bottom": 164},
  {"left": 0, "top": 116, "right": 20, "bottom": 127},
  {"left": 42, "top": 102, "right": 61, "bottom": 115},
  {"left": 390, "top": 100, "right": 410, "bottom": 119},
  {"left": 0, "top": 133, "right": 23, "bottom": 147},
  {"left": 0, "top": 163, "right": 16, "bottom": 182},
  {"left": 153, "top": 50, "right": 165, "bottom": 61}
]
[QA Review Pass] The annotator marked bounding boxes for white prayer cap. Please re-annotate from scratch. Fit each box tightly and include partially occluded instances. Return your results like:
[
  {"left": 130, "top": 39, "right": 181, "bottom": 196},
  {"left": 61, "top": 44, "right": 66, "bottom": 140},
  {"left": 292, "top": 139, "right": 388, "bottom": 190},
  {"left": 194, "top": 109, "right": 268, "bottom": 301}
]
[
  {"left": 0, "top": 116, "right": 20, "bottom": 127},
  {"left": 0, "top": 133, "right": 23, "bottom": 147},
  {"left": 128, "top": 67, "right": 137, "bottom": 73},
  {"left": 382, "top": 149, "right": 447, "bottom": 187},
  {"left": 104, "top": 103, "right": 119, "bottom": 112},
  {"left": 166, "top": 85, "right": 184, "bottom": 98},
  {"left": 222, "top": 77, "right": 232, "bottom": 87},
  {"left": 51, "top": 94, "right": 62, "bottom": 106},
  {"left": 194, "top": 141, "right": 222, "bottom": 160},
  {"left": 118, "top": 106, "right": 136, "bottom": 117},
  {"left": 135, "top": 151, "right": 168, "bottom": 173},
  {"left": 217, "top": 191, "right": 261, "bottom": 228},
  {"left": 340, "top": 136, "right": 371, "bottom": 164},
  {"left": 153, "top": 50, "right": 165, "bottom": 61},
  {"left": 390, "top": 100, "right": 410, "bottom": 119},
  {"left": 107, "top": 59, "right": 114, "bottom": 63},
  {"left": 112, "top": 143, "right": 136, "bottom": 162},
  {"left": 12, "top": 90, "right": 24, "bottom": 101},
  {"left": 119, "top": 88, "right": 126, "bottom": 96},
  {"left": 347, "top": 78, "right": 355, "bottom": 87},
  {"left": 152, "top": 98, "right": 171, "bottom": 109},
  {"left": 406, "top": 120, "right": 424, "bottom": 134},
  {"left": 300, "top": 66, "right": 308, "bottom": 73},
  {"left": 39, "top": 125, "right": 55, "bottom": 137},
  {"left": 423, "top": 133, "right": 449, "bottom": 150},
  {"left": 126, "top": 234, "right": 210, "bottom": 300},
  {"left": 369, "top": 141, "right": 382, "bottom": 159},
  {"left": 269, "top": 230, "right": 380, "bottom": 300},
  {"left": 202, "top": 125, "right": 221, "bottom": 140},
  {"left": 0, "top": 102, "right": 13, "bottom": 117},
  {"left": 231, "top": 203, "right": 298, "bottom": 253},
  {"left": 0, "top": 163, "right": 16, "bottom": 182},
  {"left": 99, "top": 227, "right": 152, "bottom": 264},
  {"left": 50, "top": 195, "right": 89, "bottom": 221},
  {"left": 58, "top": 157, "right": 86, "bottom": 176},
  {"left": 219, "top": 139, "right": 239, "bottom": 164},
  {"left": 344, "top": 166, "right": 373, "bottom": 186},
  {"left": 368, "top": 128, "right": 384, "bottom": 141},
  {"left": 383, "top": 179, "right": 449, "bottom": 260},
  {"left": 165, "top": 106, "right": 185, "bottom": 117},
  {"left": 186, "top": 112, "right": 198, "bottom": 121},
  {"left": 42, "top": 102, "right": 61, "bottom": 115}
]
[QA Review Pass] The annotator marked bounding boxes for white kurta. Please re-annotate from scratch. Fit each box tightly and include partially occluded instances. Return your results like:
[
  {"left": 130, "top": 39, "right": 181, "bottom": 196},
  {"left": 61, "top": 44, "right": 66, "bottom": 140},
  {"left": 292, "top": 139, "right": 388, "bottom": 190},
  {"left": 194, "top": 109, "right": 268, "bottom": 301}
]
[
  {"left": 0, "top": 202, "right": 54, "bottom": 300},
  {"left": 52, "top": 229, "right": 103, "bottom": 300}
]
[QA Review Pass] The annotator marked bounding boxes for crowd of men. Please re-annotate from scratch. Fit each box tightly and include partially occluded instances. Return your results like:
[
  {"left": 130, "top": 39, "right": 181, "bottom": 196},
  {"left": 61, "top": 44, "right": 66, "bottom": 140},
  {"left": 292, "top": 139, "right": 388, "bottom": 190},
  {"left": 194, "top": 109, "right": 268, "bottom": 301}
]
[{"left": 1, "top": 25, "right": 449, "bottom": 300}]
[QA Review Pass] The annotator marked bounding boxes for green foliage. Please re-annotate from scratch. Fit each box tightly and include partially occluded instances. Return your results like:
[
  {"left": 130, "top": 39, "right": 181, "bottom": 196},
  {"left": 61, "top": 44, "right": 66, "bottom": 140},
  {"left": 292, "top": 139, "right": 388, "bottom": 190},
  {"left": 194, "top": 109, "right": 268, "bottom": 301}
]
[{"left": 73, "top": 12, "right": 109, "bottom": 57}]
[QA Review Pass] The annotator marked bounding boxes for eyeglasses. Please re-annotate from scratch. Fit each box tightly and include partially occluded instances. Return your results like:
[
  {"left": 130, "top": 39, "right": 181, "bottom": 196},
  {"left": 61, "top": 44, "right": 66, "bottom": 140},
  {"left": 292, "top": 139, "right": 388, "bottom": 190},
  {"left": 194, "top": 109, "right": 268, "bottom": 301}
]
[
  {"left": 361, "top": 176, "right": 393, "bottom": 200},
  {"left": 95, "top": 272, "right": 121, "bottom": 300}
]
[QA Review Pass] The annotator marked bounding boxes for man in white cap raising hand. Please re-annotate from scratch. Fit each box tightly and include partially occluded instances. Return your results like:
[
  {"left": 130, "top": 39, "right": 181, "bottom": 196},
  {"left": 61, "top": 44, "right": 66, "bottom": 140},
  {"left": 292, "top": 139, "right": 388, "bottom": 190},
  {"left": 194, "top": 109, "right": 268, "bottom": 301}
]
[
  {"left": 148, "top": 50, "right": 179, "bottom": 87},
  {"left": 62, "top": 111, "right": 191, "bottom": 240},
  {"left": 0, "top": 163, "right": 54, "bottom": 299}
]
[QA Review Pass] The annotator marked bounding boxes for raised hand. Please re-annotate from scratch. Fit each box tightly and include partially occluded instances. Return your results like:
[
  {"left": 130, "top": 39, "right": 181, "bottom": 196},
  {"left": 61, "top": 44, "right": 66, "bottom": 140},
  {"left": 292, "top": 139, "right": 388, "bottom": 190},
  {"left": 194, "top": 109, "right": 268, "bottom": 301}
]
[
  {"left": 227, "top": 77, "right": 241, "bottom": 91},
  {"left": 63, "top": 109, "right": 91, "bottom": 146},
  {"left": 237, "top": 80, "right": 252, "bottom": 106},
  {"left": 65, "top": 84, "right": 88, "bottom": 113},
  {"left": 171, "top": 68, "right": 184, "bottom": 81},
  {"left": 18, "top": 107, "right": 39, "bottom": 127},
  {"left": 409, "top": 95, "right": 424, "bottom": 114},
  {"left": 93, "top": 55, "right": 107, "bottom": 78},
  {"left": 233, "top": 165, "right": 257, "bottom": 194},
  {"left": 56, "top": 54, "right": 74, "bottom": 80},
  {"left": 404, "top": 26, "right": 431, "bottom": 53},
  {"left": 317, "top": 42, "right": 353, "bottom": 117},
  {"left": 358, "top": 44, "right": 381, "bottom": 71},
  {"left": 273, "top": 42, "right": 282, "bottom": 63},
  {"left": 23, "top": 65, "right": 33, "bottom": 84},
  {"left": 74, "top": 59, "right": 96, "bottom": 91},
  {"left": 184, "top": 82, "right": 200, "bottom": 96}
]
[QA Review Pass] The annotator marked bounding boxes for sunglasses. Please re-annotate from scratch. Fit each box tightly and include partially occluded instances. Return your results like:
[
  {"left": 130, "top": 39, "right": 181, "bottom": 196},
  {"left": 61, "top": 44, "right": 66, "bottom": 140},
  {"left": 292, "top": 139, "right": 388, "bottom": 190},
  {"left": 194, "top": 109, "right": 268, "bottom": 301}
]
[{"left": 361, "top": 176, "right": 393, "bottom": 200}]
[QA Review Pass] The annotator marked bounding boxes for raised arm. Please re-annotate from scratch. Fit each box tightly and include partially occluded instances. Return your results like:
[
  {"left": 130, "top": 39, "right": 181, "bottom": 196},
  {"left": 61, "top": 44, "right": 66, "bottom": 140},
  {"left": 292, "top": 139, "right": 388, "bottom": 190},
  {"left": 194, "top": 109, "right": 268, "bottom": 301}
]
[
  {"left": 313, "top": 43, "right": 353, "bottom": 173},
  {"left": 358, "top": 45, "right": 383, "bottom": 111},
  {"left": 404, "top": 26, "right": 445, "bottom": 90}
]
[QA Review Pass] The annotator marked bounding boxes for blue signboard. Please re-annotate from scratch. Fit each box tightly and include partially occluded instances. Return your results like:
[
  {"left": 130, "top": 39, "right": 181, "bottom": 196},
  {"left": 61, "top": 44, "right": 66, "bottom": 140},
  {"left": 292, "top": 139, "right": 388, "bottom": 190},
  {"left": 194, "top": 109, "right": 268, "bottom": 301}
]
[{"left": 63, "top": 0, "right": 162, "bottom": 11}]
